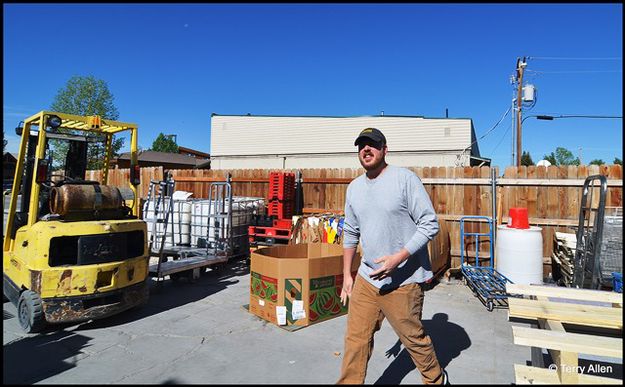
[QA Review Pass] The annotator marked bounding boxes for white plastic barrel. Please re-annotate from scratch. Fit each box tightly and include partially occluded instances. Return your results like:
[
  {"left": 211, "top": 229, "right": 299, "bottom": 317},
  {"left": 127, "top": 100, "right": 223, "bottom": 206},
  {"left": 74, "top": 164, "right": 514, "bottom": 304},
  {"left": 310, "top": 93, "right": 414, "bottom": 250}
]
[
  {"left": 190, "top": 199, "right": 226, "bottom": 246},
  {"left": 495, "top": 225, "right": 543, "bottom": 284},
  {"left": 143, "top": 191, "right": 192, "bottom": 248},
  {"left": 190, "top": 197, "right": 265, "bottom": 247}
]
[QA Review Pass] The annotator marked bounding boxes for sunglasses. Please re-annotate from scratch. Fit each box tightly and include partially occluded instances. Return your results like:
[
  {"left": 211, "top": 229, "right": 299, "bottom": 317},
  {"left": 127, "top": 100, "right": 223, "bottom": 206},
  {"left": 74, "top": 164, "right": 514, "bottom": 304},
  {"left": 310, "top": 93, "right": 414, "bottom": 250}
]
[{"left": 357, "top": 141, "right": 384, "bottom": 151}]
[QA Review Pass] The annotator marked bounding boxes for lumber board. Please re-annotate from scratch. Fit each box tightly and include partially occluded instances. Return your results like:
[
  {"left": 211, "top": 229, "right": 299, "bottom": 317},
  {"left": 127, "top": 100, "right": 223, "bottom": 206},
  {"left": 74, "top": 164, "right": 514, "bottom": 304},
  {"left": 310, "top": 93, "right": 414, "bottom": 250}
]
[
  {"left": 551, "top": 254, "right": 573, "bottom": 275},
  {"left": 514, "top": 364, "right": 622, "bottom": 385},
  {"left": 511, "top": 326, "right": 623, "bottom": 358},
  {"left": 508, "top": 298, "right": 623, "bottom": 329},
  {"left": 555, "top": 232, "right": 577, "bottom": 246},
  {"left": 536, "top": 317, "right": 567, "bottom": 373},
  {"left": 506, "top": 284, "right": 623, "bottom": 305}
]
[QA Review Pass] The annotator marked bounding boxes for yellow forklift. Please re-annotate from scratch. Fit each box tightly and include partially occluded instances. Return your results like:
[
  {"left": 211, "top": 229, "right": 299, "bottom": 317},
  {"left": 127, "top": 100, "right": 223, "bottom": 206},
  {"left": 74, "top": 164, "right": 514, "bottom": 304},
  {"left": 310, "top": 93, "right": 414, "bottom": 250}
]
[{"left": 3, "top": 111, "right": 149, "bottom": 333}]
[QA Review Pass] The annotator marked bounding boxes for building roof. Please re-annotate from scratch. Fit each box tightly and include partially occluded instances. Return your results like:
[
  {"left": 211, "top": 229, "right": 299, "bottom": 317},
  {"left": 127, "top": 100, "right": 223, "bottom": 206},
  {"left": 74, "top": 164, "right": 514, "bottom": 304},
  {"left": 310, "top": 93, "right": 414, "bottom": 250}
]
[
  {"left": 178, "top": 146, "right": 210, "bottom": 159},
  {"left": 3, "top": 152, "right": 18, "bottom": 162},
  {"left": 211, "top": 112, "right": 473, "bottom": 120},
  {"left": 116, "top": 150, "right": 208, "bottom": 167}
]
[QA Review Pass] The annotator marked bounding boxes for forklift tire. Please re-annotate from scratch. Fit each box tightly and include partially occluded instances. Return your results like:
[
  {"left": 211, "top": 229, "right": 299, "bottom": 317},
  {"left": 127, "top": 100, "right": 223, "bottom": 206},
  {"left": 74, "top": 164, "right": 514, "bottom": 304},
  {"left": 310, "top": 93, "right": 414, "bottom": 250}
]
[{"left": 17, "top": 290, "right": 46, "bottom": 333}]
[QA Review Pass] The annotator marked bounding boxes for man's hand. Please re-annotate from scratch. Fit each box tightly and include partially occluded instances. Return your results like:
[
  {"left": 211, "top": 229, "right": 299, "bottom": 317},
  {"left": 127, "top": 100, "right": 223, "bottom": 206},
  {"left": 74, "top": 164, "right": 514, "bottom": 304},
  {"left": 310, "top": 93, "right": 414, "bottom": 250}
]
[
  {"left": 368, "top": 249, "right": 410, "bottom": 281},
  {"left": 340, "top": 274, "right": 354, "bottom": 306}
]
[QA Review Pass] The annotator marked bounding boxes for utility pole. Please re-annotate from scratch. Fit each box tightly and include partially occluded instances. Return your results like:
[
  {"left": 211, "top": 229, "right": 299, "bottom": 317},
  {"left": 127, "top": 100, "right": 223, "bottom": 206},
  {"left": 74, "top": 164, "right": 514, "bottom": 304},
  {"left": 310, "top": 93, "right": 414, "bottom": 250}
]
[
  {"left": 515, "top": 57, "right": 527, "bottom": 167},
  {"left": 578, "top": 147, "right": 583, "bottom": 165},
  {"left": 510, "top": 84, "right": 516, "bottom": 166}
]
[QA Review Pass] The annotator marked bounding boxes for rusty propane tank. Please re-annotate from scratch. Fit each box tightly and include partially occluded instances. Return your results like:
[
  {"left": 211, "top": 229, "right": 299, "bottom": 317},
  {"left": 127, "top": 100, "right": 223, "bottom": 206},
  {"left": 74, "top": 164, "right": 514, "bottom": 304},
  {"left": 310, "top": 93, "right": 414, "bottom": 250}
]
[{"left": 50, "top": 184, "right": 123, "bottom": 216}]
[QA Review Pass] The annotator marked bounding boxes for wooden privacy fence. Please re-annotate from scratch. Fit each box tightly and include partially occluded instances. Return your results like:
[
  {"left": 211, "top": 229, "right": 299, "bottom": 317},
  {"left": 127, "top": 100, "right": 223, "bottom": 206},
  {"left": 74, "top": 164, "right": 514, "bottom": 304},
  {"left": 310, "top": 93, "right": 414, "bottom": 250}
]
[
  {"left": 86, "top": 167, "right": 163, "bottom": 202},
  {"left": 88, "top": 165, "right": 623, "bottom": 274}
]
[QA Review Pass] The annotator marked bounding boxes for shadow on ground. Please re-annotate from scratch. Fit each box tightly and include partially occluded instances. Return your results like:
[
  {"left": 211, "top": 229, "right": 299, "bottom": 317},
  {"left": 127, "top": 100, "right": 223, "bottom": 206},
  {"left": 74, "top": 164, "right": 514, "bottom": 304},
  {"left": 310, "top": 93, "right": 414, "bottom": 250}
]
[
  {"left": 71, "top": 258, "right": 251, "bottom": 331},
  {"left": 3, "top": 330, "right": 92, "bottom": 384},
  {"left": 2, "top": 259, "right": 251, "bottom": 384},
  {"left": 375, "top": 312, "right": 471, "bottom": 384}
]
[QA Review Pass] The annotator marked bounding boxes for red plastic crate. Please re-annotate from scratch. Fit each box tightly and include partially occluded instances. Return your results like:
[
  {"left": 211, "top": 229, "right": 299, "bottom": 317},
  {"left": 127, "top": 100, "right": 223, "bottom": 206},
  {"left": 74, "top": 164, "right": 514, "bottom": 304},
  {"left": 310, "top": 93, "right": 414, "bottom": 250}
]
[
  {"left": 268, "top": 172, "right": 295, "bottom": 200},
  {"left": 267, "top": 200, "right": 294, "bottom": 218},
  {"left": 273, "top": 218, "right": 293, "bottom": 229}
]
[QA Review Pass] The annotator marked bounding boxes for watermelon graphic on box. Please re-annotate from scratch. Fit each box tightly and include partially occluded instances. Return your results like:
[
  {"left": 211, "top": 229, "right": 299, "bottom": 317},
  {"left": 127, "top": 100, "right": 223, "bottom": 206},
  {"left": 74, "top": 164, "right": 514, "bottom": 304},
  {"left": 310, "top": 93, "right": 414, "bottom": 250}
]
[{"left": 249, "top": 243, "right": 361, "bottom": 328}]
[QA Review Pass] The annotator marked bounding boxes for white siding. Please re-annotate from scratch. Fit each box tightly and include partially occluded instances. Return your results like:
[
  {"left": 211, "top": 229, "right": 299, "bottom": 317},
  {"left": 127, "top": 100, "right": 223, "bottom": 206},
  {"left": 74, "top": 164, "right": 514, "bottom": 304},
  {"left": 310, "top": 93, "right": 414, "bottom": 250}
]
[{"left": 210, "top": 115, "right": 472, "bottom": 157}]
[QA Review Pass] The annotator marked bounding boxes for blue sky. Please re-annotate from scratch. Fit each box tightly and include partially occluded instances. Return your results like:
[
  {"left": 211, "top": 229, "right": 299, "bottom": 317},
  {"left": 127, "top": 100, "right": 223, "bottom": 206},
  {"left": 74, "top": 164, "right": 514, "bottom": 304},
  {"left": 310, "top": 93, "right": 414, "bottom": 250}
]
[{"left": 3, "top": 3, "right": 622, "bottom": 168}]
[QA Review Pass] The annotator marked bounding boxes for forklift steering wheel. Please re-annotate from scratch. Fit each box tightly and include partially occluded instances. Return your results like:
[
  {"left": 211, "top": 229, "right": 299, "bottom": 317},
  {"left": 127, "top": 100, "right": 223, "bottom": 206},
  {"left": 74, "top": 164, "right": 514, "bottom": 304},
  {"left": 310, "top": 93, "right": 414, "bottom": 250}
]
[{"left": 42, "top": 174, "right": 73, "bottom": 188}]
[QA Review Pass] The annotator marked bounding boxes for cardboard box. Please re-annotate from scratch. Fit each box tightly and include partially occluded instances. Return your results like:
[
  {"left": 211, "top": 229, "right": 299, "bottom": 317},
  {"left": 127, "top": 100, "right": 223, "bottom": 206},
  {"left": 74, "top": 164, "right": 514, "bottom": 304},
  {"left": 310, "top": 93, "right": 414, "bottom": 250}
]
[{"left": 249, "top": 243, "right": 360, "bottom": 328}]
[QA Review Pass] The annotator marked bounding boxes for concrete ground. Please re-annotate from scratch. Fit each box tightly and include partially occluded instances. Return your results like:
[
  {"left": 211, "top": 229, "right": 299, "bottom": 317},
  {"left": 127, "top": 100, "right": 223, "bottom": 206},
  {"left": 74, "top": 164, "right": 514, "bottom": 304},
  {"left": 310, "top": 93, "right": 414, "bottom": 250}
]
[{"left": 3, "top": 257, "right": 538, "bottom": 385}]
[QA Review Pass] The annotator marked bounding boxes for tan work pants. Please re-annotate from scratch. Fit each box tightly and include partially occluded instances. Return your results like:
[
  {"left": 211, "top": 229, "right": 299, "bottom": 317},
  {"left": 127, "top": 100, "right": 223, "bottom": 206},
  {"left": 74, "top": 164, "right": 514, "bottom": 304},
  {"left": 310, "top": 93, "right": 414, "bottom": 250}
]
[{"left": 337, "top": 274, "right": 444, "bottom": 384}]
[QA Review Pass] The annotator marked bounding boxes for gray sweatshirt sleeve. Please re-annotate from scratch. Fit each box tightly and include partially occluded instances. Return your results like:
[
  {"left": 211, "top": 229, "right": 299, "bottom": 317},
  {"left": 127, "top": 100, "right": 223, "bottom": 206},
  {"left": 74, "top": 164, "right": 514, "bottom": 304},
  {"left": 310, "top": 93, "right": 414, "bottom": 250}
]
[
  {"left": 342, "top": 184, "right": 360, "bottom": 249},
  {"left": 403, "top": 173, "right": 439, "bottom": 255}
]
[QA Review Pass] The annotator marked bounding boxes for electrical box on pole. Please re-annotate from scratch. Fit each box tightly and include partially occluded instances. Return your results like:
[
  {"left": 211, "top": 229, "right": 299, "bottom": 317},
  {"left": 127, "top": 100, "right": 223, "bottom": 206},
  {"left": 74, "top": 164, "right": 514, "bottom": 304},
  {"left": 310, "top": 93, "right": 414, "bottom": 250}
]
[{"left": 522, "top": 84, "right": 535, "bottom": 103}]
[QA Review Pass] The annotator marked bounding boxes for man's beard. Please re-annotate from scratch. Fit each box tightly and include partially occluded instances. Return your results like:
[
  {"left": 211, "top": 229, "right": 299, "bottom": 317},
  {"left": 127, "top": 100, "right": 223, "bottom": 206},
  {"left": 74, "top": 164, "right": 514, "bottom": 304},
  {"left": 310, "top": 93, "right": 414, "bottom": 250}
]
[{"left": 359, "top": 153, "right": 385, "bottom": 171}]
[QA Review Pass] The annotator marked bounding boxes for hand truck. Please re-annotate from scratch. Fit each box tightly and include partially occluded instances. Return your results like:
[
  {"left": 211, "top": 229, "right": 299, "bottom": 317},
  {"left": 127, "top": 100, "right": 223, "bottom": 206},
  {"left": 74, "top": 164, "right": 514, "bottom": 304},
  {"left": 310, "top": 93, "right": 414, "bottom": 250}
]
[{"left": 460, "top": 216, "right": 514, "bottom": 311}]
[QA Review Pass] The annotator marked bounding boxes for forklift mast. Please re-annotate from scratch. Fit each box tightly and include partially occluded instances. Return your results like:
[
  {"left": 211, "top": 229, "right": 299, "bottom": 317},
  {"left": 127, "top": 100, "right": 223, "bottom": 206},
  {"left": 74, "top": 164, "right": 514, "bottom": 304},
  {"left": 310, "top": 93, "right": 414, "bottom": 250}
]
[{"left": 4, "top": 111, "right": 141, "bottom": 251}]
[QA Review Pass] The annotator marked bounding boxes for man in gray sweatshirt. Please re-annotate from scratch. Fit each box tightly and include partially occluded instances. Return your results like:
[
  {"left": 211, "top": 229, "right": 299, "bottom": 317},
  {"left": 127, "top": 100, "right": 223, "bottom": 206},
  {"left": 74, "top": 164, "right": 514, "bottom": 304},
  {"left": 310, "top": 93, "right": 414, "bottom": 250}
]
[{"left": 337, "top": 128, "right": 449, "bottom": 385}]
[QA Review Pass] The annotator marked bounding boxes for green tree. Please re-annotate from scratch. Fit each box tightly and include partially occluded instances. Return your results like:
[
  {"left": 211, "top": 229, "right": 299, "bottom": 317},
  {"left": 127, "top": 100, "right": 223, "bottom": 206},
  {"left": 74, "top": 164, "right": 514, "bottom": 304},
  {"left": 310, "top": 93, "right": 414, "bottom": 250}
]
[
  {"left": 150, "top": 133, "right": 179, "bottom": 153},
  {"left": 589, "top": 159, "right": 605, "bottom": 166},
  {"left": 50, "top": 75, "right": 124, "bottom": 169},
  {"left": 543, "top": 147, "right": 580, "bottom": 166},
  {"left": 543, "top": 152, "right": 557, "bottom": 166},
  {"left": 521, "top": 151, "right": 534, "bottom": 166},
  {"left": 614, "top": 157, "right": 622, "bottom": 165}
]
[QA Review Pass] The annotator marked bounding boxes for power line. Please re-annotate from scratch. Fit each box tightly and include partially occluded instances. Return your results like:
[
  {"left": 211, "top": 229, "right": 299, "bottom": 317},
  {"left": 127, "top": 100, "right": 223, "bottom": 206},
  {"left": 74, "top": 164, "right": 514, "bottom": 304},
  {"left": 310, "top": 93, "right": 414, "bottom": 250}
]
[
  {"left": 528, "top": 56, "right": 622, "bottom": 60},
  {"left": 491, "top": 122, "right": 512, "bottom": 155},
  {"left": 477, "top": 106, "right": 512, "bottom": 141},
  {"left": 457, "top": 106, "right": 511, "bottom": 160},
  {"left": 526, "top": 70, "right": 622, "bottom": 74}
]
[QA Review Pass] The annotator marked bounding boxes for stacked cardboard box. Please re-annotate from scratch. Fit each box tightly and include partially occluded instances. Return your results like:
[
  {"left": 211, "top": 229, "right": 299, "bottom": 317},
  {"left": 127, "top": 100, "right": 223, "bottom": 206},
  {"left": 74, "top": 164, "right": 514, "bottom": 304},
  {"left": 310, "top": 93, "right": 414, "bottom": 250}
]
[{"left": 249, "top": 243, "right": 361, "bottom": 328}]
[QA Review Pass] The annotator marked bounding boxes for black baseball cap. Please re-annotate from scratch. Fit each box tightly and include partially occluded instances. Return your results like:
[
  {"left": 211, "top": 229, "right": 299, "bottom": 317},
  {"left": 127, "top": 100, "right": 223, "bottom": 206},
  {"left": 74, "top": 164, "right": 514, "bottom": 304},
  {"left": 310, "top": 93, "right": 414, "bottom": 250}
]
[{"left": 354, "top": 127, "right": 387, "bottom": 146}]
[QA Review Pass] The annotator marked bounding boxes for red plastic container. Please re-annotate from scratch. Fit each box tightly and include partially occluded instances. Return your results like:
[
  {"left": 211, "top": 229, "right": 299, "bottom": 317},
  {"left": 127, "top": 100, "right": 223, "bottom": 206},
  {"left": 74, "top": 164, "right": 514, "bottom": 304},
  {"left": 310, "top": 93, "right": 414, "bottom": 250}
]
[
  {"left": 268, "top": 172, "right": 295, "bottom": 201},
  {"left": 268, "top": 200, "right": 294, "bottom": 219},
  {"left": 273, "top": 218, "right": 293, "bottom": 229},
  {"left": 508, "top": 207, "right": 529, "bottom": 229}
]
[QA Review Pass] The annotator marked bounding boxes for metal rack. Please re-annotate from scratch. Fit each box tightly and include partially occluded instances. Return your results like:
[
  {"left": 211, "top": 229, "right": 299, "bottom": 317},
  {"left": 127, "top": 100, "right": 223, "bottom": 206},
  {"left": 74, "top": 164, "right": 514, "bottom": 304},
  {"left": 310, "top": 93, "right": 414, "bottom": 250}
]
[
  {"left": 460, "top": 216, "right": 514, "bottom": 311},
  {"left": 143, "top": 174, "right": 262, "bottom": 282},
  {"left": 571, "top": 175, "right": 608, "bottom": 289}
]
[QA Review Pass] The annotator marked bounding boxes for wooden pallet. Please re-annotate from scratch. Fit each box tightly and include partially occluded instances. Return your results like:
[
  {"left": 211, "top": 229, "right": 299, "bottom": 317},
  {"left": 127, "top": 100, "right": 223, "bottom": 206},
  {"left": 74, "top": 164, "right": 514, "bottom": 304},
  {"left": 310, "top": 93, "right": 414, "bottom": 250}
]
[
  {"left": 551, "top": 232, "right": 576, "bottom": 286},
  {"left": 507, "top": 283, "right": 622, "bottom": 384}
]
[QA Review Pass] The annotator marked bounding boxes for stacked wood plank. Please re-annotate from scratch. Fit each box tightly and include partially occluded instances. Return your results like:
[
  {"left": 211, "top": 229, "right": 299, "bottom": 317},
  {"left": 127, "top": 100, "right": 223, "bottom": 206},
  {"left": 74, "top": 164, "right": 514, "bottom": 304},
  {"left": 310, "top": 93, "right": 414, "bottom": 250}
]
[
  {"left": 551, "top": 232, "right": 577, "bottom": 286},
  {"left": 506, "top": 283, "right": 623, "bottom": 384}
]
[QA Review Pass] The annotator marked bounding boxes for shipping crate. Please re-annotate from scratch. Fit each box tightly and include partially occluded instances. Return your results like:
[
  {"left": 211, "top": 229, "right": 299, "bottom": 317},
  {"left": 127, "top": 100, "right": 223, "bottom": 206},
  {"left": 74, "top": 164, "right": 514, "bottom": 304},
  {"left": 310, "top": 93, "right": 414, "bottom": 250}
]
[{"left": 249, "top": 243, "right": 360, "bottom": 328}]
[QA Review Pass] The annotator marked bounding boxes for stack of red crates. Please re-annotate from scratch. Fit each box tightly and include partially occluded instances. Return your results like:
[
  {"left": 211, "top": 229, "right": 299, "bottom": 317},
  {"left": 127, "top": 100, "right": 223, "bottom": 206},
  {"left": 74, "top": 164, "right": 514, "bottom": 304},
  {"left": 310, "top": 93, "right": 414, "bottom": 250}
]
[{"left": 267, "top": 171, "right": 295, "bottom": 219}]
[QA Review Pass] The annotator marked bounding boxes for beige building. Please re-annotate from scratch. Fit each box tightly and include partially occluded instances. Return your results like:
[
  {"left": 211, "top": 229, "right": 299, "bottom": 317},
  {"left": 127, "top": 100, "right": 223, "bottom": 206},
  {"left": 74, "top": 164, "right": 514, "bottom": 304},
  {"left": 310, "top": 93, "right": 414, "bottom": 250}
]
[{"left": 209, "top": 114, "right": 489, "bottom": 169}]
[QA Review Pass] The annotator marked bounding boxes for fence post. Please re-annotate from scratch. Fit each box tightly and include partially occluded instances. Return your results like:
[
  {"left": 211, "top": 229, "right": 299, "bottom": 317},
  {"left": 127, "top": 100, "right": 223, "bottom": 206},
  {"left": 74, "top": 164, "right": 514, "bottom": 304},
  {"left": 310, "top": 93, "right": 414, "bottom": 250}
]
[{"left": 491, "top": 167, "right": 498, "bottom": 247}]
